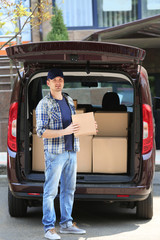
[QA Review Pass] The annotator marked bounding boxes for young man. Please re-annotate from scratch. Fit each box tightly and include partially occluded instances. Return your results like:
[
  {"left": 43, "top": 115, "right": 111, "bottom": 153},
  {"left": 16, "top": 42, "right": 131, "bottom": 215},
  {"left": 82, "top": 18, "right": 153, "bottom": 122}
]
[{"left": 36, "top": 69, "right": 86, "bottom": 240}]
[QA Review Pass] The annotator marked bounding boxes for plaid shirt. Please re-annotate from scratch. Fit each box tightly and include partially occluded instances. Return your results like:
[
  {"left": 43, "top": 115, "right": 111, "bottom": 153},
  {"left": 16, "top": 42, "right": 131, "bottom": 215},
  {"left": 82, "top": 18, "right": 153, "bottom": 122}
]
[{"left": 36, "top": 92, "right": 80, "bottom": 154}]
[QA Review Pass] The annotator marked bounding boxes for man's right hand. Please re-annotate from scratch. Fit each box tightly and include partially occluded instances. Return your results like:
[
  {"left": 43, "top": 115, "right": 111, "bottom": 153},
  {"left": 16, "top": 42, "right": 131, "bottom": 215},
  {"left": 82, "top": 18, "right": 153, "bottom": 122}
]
[
  {"left": 64, "top": 123, "right": 80, "bottom": 135},
  {"left": 42, "top": 123, "right": 80, "bottom": 139}
]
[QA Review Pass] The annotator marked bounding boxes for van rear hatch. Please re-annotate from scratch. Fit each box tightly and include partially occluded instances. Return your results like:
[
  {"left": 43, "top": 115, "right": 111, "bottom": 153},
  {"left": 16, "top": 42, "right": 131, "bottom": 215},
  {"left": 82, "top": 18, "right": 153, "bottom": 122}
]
[
  {"left": 6, "top": 41, "right": 145, "bottom": 77},
  {"left": 6, "top": 41, "right": 146, "bottom": 184}
]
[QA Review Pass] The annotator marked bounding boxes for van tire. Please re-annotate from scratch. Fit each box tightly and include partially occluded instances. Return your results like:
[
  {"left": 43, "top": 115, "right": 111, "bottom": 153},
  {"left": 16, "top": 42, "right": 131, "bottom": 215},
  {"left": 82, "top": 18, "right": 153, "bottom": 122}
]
[
  {"left": 136, "top": 191, "right": 153, "bottom": 219},
  {"left": 8, "top": 188, "right": 27, "bottom": 217}
]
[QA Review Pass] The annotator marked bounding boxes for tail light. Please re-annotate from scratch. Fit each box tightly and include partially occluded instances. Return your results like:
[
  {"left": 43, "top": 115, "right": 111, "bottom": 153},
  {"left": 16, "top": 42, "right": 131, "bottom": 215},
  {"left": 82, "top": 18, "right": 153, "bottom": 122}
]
[
  {"left": 117, "top": 195, "right": 129, "bottom": 198},
  {"left": 142, "top": 104, "right": 153, "bottom": 155},
  {"left": 7, "top": 102, "right": 18, "bottom": 152}
]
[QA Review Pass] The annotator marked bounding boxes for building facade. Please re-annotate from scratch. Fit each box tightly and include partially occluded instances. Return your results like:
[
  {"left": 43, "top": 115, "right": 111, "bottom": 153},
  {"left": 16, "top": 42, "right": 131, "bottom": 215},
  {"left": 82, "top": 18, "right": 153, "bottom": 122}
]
[
  {"left": 31, "top": 0, "right": 160, "bottom": 41},
  {"left": 56, "top": 0, "right": 160, "bottom": 29}
]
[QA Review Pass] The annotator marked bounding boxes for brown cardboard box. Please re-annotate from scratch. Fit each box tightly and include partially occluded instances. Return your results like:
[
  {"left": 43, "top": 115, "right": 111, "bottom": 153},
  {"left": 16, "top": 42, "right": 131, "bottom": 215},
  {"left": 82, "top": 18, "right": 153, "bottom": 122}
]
[
  {"left": 72, "top": 112, "right": 96, "bottom": 136},
  {"left": 76, "top": 109, "right": 86, "bottom": 114},
  {"left": 93, "top": 137, "right": 127, "bottom": 173},
  {"left": 32, "top": 134, "right": 45, "bottom": 171},
  {"left": 77, "top": 136, "right": 92, "bottom": 172},
  {"left": 33, "top": 109, "right": 86, "bottom": 134},
  {"left": 95, "top": 112, "right": 128, "bottom": 137},
  {"left": 73, "top": 99, "right": 78, "bottom": 109},
  {"left": 33, "top": 109, "right": 36, "bottom": 134}
]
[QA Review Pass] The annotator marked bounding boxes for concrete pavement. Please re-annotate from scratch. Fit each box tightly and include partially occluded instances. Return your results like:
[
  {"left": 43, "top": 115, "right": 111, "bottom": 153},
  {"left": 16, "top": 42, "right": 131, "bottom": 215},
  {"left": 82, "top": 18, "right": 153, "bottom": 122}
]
[
  {"left": 155, "top": 150, "right": 160, "bottom": 165},
  {"left": 0, "top": 152, "right": 7, "bottom": 166}
]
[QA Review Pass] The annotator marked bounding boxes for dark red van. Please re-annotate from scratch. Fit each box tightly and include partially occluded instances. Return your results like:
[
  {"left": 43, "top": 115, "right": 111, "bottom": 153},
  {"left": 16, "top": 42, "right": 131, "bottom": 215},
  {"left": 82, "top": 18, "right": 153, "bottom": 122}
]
[{"left": 6, "top": 41, "right": 155, "bottom": 219}]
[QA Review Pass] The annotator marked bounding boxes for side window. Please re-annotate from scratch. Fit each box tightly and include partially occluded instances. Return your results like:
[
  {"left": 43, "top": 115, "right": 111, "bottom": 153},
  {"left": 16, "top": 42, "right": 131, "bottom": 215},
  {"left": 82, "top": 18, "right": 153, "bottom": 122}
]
[{"left": 117, "top": 86, "right": 134, "bottom": 106}]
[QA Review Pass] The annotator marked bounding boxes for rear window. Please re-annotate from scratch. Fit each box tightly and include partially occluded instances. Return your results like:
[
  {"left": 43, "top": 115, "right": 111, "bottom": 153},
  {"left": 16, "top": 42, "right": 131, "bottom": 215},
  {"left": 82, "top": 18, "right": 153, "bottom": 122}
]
[
  {"left": 41, "top": 72, "right": 134, "bottom": 112},
  {"left": 63, "top": 81, "right": 133, "bottom": 107}
]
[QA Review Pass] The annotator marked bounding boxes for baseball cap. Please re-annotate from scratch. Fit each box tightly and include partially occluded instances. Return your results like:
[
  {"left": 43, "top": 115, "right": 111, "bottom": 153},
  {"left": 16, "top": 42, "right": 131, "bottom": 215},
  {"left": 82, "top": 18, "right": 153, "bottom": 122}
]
[{"left": 47, "top": 68, "right": 64, "bottom": 80}]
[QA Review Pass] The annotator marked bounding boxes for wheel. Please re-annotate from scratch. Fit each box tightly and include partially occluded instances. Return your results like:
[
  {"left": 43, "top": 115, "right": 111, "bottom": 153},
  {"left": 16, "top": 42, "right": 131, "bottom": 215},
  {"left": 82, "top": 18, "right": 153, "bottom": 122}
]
[
  {"left": 136, "top": 191, "right": 153, "bottom": 219},
  {"left": 8, "top": 187, "right": 27, "bottom": 217}
]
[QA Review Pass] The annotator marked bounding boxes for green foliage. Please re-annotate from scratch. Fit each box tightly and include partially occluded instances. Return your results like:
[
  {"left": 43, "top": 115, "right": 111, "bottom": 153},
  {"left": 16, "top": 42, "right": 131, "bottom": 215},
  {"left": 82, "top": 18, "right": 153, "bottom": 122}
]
[
  {"left": 0, "top": 0, "right": 52, "bottom": 50},
  {"left": 47, "top": 5, "right": 69, "bottom": 41}
]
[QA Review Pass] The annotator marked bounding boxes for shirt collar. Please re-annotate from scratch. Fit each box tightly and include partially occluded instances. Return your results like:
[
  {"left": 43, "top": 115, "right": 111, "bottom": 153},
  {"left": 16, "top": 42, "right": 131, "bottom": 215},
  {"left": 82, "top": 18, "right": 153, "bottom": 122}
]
[{"left": 48, "top": 92, "right": 68, "bottom": 100}]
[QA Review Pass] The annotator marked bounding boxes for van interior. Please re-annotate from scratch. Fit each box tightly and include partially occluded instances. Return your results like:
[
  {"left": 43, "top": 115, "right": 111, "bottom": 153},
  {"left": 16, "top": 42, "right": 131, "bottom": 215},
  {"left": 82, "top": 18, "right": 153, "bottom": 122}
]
[{"left": 21, "top": 71, "right": 135, "bottom": 183}]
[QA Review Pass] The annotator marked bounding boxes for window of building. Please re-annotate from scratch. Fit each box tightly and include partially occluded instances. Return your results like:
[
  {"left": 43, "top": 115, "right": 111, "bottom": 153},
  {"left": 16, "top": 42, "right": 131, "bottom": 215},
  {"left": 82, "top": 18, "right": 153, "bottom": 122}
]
[
  {"left": 55, "top": 0, "right": 160, "bottom": 30},
  {"left": 0, "top": 0, "right": 31, "bottom": 42},
  {"left": 56, "top": 0, "right": 93, "bottom": 27},
  {"left": 97, "top": 0, "right": 138, "bottom": 27},
  {"left": 141, "top": 0, "right": 160, "bottom": 18}
]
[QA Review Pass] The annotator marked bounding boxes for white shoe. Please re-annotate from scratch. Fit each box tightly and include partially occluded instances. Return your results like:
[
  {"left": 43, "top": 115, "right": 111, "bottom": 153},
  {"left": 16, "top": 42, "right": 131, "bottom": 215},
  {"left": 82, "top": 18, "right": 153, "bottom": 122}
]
[
  {"left": 60, "top": 222, "right": 86, "bottom": 234},
  {"left": 44, "top": 229, "right": 61, "bottom": 240}
]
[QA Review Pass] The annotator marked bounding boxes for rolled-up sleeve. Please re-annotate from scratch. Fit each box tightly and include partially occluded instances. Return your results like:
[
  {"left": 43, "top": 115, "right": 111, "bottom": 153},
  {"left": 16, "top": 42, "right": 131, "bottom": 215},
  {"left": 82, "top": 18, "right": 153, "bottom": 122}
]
[{"left": 36, "top": 100, "right": 49, "bottom": 138}]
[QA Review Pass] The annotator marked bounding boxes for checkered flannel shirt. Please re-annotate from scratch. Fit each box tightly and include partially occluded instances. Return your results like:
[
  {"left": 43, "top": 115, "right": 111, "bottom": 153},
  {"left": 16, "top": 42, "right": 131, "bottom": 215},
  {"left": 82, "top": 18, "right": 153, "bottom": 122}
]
[{"left": 36, "top": 92, "right": 80, "bottom": 154}]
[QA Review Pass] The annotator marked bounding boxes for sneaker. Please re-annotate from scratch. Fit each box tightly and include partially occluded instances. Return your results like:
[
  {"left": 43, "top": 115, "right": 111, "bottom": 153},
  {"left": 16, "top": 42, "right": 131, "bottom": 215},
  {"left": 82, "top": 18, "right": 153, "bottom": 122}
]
[
  {"left": 44, "top": 228, "right": 61, "bottom": 240},
  {"left": 60, "top": 222, "right": 86, "bottom": 234}
]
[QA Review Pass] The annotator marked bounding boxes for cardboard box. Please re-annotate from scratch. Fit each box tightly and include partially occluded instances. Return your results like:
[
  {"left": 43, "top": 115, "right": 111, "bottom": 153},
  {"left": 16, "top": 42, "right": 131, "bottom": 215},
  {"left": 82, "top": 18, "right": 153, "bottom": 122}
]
[
  {"left": 77, "top": 136, "right": 92, "bottom": 172},
  {"left": 76, "top": 109, "right": 86, "bottom": 114},
  {"left": 33, "top": 109, "right": 36, "bottom": 134},
  {"left": 32, "top": 134, "right": 45, "bottom": 171},
  {"left": 73, "top": 99, "right": 78, "bottom": 109},
  {"left": 72, "top": 112, "right": 96, "bottom": 136},
  {"left": 32, "top": 134, "right": 93, "bottom": 173},
  {"left": 95, "top": 112, "right": 128, "bottom": 137},
  {"left": 33, "top": 108, "right": 86, "bottom": 134},
  {"left": 93, "top": 137, "right": 127, "bottom": 173}
]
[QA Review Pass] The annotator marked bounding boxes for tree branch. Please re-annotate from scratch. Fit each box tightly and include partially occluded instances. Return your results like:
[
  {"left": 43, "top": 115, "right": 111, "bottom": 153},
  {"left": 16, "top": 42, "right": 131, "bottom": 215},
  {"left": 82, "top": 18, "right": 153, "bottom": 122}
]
[{"left": 0, "top": 4, "right": 39, "bottom": 50}]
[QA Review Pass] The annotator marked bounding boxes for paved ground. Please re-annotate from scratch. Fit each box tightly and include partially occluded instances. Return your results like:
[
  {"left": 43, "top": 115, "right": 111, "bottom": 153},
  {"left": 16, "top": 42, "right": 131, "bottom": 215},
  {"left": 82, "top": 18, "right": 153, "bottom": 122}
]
[
  {"left": 0, "top": 182, "right": 160, "bottom": 240},
  {"left": 0, "top": 152, "right": 7, "bottom": 166},
  {"left": 0, "top": 152, "right": 160, "bottom": 240},
  {"left": 156, "top": 150, "right": 160, "bottom": 165}
]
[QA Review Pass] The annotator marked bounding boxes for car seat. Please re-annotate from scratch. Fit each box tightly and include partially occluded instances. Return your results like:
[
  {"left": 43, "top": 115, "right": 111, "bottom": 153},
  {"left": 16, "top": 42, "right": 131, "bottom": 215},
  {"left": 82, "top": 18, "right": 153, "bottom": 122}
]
[{"left": 102, "top": 92, "right": 127, "bottom": 111}]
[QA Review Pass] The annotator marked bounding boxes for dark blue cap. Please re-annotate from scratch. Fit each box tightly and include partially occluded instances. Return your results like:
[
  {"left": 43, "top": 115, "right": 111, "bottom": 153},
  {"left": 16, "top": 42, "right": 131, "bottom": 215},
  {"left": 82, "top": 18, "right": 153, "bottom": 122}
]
[{"left": 47, "top": 68, "right": 64, "bottom": 80}]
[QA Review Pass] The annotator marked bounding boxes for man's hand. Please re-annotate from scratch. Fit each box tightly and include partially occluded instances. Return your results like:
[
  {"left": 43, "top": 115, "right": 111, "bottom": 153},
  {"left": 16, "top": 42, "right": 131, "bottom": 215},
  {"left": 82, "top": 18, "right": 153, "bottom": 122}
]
[
  {"left": 95, "top": 121, "right": 98, "bottom": 134},
  {"left": 64, "top": 123, "right": 80, "bottom": 135},
  {"left": 42, "top": 123, "right": 80, "bottom": 139}
]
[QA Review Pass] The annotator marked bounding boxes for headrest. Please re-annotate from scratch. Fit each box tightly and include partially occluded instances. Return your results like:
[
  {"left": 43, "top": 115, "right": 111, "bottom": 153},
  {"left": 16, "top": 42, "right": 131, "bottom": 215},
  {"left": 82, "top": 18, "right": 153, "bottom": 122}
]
[{"left": 102, "top": 92, "right": 120, "bottom": 110}]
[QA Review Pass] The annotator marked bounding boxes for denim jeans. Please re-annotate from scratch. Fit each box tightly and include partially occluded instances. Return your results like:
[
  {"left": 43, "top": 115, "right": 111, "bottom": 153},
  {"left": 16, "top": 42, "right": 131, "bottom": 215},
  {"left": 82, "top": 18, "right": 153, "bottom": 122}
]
[{"left": 42, "top": 150, "right": 77, "bottom": 232}]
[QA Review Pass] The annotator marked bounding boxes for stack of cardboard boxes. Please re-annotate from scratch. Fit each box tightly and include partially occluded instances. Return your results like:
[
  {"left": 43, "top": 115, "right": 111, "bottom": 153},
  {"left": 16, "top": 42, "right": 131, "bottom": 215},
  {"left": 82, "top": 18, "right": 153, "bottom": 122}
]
[
  {"left": 32, "top": 109, "right": 128, "bottom": 174},
  {"left": 93, "top": 112, "right": 128, "bottom": 173},
  {"left": 32, "top": 110, "right": 45, "bottom": 171}
]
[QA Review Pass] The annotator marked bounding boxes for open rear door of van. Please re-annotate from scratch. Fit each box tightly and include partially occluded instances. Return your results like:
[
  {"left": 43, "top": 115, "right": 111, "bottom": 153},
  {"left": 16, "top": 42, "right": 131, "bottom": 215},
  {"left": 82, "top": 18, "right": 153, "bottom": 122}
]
[{"left": 6, "top": 41, "right": 145, "bottom": 78}]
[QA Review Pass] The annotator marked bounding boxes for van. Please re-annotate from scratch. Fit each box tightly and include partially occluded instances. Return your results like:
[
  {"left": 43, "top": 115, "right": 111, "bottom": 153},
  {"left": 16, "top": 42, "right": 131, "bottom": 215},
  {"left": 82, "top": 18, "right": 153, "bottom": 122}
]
[{"left": 6, "top": 41, "right": 155, "bottom": 219}]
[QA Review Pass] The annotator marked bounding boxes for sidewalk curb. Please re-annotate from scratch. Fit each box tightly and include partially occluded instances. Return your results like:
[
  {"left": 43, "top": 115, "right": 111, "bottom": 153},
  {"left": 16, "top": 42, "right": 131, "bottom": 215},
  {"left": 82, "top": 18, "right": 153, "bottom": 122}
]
[
  {"left": 0, "top": 175, "right": 7, "bottom": 178},
  {"left": 0, "top": 175, "right": 8, "bottom": 183}
]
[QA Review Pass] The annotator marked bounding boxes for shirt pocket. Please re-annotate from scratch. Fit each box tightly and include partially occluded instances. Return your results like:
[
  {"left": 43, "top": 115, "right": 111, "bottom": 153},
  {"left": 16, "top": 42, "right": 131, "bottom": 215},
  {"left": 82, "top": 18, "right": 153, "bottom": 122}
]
[{"left": 48, "top": 107, "right": 62, "bottom": 130}]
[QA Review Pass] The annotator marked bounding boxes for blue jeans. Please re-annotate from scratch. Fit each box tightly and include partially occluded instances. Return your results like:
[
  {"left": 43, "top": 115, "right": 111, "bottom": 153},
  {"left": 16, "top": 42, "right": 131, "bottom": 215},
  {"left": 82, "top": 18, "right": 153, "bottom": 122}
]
[{"left": 42, "top": 151, "right": 77, "bottom": 232}]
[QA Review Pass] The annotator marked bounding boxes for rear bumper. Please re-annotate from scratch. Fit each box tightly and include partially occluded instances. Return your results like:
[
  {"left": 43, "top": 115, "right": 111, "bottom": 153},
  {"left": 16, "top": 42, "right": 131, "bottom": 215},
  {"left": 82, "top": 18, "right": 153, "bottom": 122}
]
[
  {"left": 7, "top": 140, "right": 154, "bottom": 203},
  {"left": 8, "top": 181, "right": 151, "bottom": 202}
]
